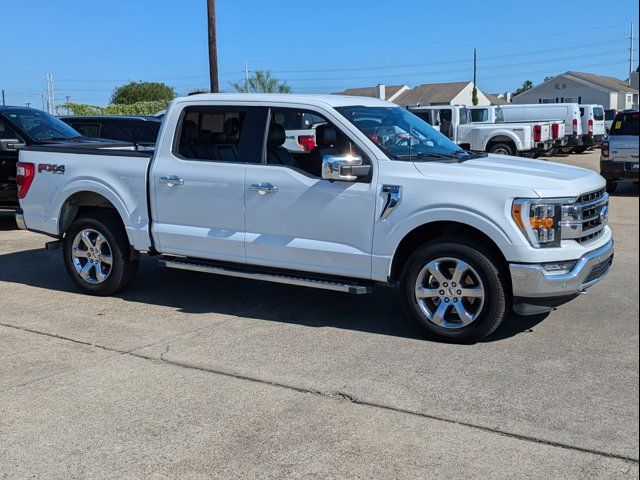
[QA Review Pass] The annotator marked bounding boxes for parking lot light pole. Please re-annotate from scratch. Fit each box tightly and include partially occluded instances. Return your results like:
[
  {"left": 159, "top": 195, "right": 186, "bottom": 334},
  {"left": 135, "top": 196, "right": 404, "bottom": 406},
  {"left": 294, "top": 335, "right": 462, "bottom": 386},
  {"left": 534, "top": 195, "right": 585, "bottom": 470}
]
[{"left": 207, "top": 0, "right": 219, "bottom": 93}]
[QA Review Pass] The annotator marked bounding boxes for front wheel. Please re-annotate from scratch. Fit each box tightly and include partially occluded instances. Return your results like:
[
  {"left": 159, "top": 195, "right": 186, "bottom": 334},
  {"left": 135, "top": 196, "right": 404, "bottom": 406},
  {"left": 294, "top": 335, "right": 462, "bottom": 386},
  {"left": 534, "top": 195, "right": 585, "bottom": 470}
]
[
  {"left": 400, "top": 236, "right": 510, "bottom": 343},
  {"left": 63, "top": 211, "right": 139, "bottom": 296}
]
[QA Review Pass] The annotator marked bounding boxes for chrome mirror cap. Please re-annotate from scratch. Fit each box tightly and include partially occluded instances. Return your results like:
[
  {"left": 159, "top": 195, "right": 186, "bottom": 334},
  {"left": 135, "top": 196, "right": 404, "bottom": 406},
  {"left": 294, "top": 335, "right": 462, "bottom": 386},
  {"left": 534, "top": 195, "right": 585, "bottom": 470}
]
[{"left": 321, "top": 154, "right": 369, "bottom": 181}]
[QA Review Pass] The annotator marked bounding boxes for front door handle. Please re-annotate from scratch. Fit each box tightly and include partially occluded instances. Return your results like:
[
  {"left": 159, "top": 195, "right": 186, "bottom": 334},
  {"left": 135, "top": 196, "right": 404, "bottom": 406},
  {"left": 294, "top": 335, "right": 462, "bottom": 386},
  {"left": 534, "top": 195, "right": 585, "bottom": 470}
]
[
  {"left": 251, "top": 183, "right": 278, "bottom": 195},
  {"left": 159, "top": 176, "right": 184, "bottom": 187}
]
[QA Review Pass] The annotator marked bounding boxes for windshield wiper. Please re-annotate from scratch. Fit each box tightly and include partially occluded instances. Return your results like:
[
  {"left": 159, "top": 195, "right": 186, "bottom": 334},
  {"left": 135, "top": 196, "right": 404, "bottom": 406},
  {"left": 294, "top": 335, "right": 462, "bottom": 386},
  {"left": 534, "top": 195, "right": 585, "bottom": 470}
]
[{"left": 393, "top": 150, "right": 487, "bottom": 162}]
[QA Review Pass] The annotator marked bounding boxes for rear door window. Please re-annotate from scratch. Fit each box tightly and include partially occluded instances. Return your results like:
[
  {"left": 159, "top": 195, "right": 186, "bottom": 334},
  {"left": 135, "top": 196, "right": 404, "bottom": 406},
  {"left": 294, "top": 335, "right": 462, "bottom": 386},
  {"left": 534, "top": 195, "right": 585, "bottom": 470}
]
[
  {"left": 72, "top": 123, "right": 102, "bottom": 138},
  {"left": 470, "top": 109, "right": 488, "bottom": 122},
  {"left": 174, "top": 106, "right": 266, "bottom": 163},
  {"left": 593, "top": 107, "right": 604, "bottom": 121},
  {"left": 609, "top": 112, "right": 639, "bottom": 136}
]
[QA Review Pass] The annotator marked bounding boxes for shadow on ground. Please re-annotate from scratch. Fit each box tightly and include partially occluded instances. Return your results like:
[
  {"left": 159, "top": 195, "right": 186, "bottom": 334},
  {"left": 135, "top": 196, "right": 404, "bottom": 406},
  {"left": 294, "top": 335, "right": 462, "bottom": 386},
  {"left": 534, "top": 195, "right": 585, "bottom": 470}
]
[
  {"left": 0, "top": 239, "right": 547, "bottom": 344},
  {"left": 0, "top": 211, "right": 17, "bottom": 231}
]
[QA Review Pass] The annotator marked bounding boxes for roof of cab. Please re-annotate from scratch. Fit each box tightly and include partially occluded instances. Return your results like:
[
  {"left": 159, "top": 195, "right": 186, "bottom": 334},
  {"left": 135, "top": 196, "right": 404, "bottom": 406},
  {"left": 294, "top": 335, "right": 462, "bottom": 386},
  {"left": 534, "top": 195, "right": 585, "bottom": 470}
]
[{"left": 172, "top": 93, "right": 394, "bottom": 108}]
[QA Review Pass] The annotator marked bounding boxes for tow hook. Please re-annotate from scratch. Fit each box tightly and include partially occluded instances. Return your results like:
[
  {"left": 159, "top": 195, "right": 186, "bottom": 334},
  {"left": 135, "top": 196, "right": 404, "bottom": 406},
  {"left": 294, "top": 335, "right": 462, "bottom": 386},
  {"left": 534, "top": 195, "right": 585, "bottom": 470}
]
[{"left": 45, "top": 240, "right": 63, "bottom": 252}]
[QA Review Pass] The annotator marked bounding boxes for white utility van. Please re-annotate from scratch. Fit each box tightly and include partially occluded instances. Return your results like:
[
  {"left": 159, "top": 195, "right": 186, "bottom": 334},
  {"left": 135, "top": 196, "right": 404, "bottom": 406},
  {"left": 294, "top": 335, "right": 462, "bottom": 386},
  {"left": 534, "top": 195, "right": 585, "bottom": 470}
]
[
  {"left": 501, "top": 103, "right": 583, "bottom": 153},
  {"left": 578, "top": 104, "right": 606, "bottom": 151}
]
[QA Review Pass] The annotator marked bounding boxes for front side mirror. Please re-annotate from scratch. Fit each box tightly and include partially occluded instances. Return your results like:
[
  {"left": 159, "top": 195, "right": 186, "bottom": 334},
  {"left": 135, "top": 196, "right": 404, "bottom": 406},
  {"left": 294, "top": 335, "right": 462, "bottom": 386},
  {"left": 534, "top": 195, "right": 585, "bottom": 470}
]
[
  {"left": 322, "top": 155, "right": 370, "bottom": 182},
  {"left": 0, "top": 139, "right": 26, "bottom": 152}
]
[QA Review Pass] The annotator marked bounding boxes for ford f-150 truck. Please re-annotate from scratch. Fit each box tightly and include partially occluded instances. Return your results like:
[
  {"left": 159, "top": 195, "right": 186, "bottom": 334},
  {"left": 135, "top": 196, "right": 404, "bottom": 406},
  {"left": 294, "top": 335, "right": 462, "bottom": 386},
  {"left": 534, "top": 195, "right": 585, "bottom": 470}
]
[
  {"left": 409, "top": 105, "right": 554, "bottom": 157},
  {"left": 15, "top": 94, "right": 614, "bottom": 343}
]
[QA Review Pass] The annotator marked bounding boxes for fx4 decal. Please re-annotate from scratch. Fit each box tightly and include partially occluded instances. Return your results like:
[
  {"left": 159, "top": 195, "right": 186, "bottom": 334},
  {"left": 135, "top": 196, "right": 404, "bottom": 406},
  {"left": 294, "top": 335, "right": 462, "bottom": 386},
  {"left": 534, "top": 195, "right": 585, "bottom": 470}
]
[{"left": 38, "top": 164, "right": 65, "bottom": 174}]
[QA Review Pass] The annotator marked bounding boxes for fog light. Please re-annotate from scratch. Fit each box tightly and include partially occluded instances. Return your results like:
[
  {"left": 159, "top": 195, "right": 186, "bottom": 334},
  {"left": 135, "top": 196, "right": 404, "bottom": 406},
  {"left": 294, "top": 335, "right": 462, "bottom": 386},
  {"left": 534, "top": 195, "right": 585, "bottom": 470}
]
[{"left": 543, "top": 261, "right": 578, "bottom": 275}]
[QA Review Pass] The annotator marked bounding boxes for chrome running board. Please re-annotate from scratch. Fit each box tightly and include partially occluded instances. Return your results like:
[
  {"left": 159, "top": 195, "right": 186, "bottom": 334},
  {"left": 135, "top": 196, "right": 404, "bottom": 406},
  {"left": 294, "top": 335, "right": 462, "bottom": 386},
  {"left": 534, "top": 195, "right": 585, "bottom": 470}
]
[{"left": 158, "top": 257, "right": 373, "bottom": 294}]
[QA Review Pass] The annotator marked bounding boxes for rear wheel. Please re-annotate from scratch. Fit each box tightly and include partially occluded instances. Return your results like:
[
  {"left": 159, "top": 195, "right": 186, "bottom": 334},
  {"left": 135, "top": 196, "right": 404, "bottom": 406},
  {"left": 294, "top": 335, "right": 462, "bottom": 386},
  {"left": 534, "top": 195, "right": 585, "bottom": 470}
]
[
  {"left": 488, "top": 142, "right": 514, "bottom": 156},
  {"left": 63, "top": 211, "right": 139, "bottom": 295},
  {"left": 400, "top": 236, "right": 509, "bottom": 343},
  {"left": 605, "top": 180, "right": 618, "bottom": 194},
  {"left": 573, "top": 146, "right": 587, "bottom": 154}
]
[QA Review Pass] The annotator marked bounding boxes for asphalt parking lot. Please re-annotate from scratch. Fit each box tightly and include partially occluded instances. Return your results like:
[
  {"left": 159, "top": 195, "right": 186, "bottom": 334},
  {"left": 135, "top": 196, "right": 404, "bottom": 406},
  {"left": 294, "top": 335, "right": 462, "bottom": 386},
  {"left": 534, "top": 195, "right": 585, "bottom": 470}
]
[{"left": 0, "top": 150, "right": 638, "bottom": 479}]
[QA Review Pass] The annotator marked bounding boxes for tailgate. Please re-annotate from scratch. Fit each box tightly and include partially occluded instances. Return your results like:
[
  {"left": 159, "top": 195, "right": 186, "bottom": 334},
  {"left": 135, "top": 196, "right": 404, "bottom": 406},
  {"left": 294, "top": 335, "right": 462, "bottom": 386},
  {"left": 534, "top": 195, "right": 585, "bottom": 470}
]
[{"left": 610, "top": 135, "right": 640, "bottom": 162}]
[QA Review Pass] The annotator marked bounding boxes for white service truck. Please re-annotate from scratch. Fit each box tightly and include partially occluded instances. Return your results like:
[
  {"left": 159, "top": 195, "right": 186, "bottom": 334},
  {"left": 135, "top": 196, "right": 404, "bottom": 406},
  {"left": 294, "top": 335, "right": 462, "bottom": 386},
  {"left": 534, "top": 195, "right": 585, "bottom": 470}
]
[
  {"left": 16, "top": 94, "right": 614, "bottom": 343},
  {"left": 409, "top": 105, "right": 554, "bottom": 157},
  {"left": 469, "top": 105, "right": 567, "bottom": 154}
]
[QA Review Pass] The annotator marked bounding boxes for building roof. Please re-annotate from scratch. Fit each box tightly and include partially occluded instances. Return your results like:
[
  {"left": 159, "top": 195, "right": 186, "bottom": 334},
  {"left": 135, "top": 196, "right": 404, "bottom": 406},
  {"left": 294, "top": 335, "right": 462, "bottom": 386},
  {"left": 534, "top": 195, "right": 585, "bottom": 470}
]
[
  {"left": 484, "top": 93, "right": 508, "bottom": 105},
  {"left": 332, "top": 85, "right": 407, "bottom": 101},
  {"left": 393, "top": 82, "right": 470, "bottom": 106},
  {"left": 562, "top": 71, "right": 638, "bottom": 93}
]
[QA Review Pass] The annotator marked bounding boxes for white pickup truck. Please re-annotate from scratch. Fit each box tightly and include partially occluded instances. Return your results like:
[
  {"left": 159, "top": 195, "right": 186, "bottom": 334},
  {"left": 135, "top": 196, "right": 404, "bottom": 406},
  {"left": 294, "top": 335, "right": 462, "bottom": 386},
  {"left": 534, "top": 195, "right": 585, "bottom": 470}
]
[
  {"left": 409, "top": 105, "right": 554, "bottom": 158},
  {"left": 468, "top": 105, "right": 568, "bottom": 154},
  {"left": 15, "top": 94, "right": 614, "bottom": 343}
]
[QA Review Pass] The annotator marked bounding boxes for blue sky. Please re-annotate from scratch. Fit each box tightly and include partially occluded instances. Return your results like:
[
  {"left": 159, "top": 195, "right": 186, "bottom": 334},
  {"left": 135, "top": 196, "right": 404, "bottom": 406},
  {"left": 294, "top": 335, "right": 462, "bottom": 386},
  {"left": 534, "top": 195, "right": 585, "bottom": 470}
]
[{"left": 1, "top": 0, "right": 638, "bottom": 108}]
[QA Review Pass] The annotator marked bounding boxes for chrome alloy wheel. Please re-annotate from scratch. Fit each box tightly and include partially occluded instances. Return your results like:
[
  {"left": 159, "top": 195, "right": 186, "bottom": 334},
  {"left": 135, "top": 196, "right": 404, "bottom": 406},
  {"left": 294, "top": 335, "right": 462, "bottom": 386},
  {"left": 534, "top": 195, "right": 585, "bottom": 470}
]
[
  {"left": 71, "top": 229, "right": 113, "bottom": 284},
  {"left": 414, "top": 257, "right": 485, "bottom": 329}
]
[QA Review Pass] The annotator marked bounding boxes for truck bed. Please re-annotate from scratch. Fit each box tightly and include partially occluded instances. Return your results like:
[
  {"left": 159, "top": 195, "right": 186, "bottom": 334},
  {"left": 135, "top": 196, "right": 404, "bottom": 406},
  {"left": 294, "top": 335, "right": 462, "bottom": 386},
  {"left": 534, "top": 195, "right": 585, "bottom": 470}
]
[{"left": 18, "top": 143, "right": 153, "bottom": 250}]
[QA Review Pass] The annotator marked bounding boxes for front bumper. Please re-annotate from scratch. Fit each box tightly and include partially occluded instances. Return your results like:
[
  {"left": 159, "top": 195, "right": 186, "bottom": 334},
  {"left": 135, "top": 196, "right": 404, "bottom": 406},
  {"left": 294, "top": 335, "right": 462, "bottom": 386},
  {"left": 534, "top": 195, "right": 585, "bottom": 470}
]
[
  {"left": 510, "top": 239, "right": 614, "bottom": 299},
  {"left": 15, "top": 207, "right": 27, "bottom": 230}
]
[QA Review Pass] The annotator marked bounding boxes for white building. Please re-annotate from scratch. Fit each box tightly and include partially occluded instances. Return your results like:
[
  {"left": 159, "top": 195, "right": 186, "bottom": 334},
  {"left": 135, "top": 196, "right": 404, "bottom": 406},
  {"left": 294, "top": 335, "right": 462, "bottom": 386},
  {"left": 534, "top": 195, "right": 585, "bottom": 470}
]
[{"left": 512, "top": 71, "right": 639, "bottom": 110}]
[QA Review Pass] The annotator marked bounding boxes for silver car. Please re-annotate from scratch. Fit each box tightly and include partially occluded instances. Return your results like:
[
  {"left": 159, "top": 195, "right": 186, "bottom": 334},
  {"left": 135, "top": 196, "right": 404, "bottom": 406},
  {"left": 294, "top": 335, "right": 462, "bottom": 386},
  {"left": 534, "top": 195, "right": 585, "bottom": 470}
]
[{"left": 600, "top": 110, "right": 639, "bottom": 193}]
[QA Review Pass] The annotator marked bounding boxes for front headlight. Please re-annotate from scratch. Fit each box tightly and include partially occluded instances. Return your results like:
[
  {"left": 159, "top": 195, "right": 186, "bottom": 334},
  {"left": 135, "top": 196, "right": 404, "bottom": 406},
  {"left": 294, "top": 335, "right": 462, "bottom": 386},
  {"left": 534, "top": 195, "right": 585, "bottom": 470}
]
[{"left": 512, "top": 198, "right": 573, "bottom": 248}]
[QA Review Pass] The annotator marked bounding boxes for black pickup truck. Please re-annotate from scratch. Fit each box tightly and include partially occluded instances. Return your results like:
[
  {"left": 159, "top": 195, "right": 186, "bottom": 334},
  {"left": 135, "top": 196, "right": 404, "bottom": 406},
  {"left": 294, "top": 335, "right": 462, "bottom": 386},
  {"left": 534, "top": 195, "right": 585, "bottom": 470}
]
[{"left": 0, "top": 107, "right": 124, "bottom": 209}]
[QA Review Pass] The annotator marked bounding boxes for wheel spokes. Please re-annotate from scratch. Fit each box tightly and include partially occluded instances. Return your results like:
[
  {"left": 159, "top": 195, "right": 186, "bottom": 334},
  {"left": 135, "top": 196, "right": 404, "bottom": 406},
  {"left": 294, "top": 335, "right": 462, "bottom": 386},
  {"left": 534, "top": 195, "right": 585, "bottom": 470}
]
[
  {"left": 415, "top": 287, "right": 441, "bottom": 299},
  {"left": 426, "top": 261, "right": 448, "bottom": 285}
]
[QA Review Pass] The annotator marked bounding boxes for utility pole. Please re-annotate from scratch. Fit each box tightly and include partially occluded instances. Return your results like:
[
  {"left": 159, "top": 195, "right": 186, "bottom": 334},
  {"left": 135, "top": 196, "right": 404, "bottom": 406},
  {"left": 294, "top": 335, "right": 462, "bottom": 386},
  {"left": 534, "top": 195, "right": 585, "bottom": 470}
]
[
  {"left": 245, "top": 59, "right": 250, "bottom": 91},
  {"left": 473, "top": 48, "right": 477, "bottom": 87},
  {"left": 630, "top": 22, "right": 635, "bottom": 84},
  {"left": 1, "top": 89, "right": 5, "bottom": 106},
  {"left": 472, "top": 48, "right": 478, "bottom": 105},
  {"left": 207, "top": 0, "right": 219, "bottom": 93},
  {"left": 65, "top": 96, "right": 71, "bottom": 115}
]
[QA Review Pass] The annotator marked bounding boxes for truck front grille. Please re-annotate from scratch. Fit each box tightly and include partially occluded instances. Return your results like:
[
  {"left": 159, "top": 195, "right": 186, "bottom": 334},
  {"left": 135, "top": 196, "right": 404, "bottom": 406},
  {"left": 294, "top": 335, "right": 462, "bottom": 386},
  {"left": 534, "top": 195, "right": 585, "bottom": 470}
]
[{"left": 561, "top": 188, "right": 609, "bottom": 245}]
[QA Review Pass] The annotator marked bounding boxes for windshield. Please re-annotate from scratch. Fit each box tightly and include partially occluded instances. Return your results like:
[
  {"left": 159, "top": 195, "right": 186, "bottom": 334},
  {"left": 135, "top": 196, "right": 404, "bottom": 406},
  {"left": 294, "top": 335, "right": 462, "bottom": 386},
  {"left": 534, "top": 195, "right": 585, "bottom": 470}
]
[
  {"left": 335, "top": 105, "right": 469, "bottom": 161},
  {"left": 1, "top": 108, "right": 81, "bottom": 141}
]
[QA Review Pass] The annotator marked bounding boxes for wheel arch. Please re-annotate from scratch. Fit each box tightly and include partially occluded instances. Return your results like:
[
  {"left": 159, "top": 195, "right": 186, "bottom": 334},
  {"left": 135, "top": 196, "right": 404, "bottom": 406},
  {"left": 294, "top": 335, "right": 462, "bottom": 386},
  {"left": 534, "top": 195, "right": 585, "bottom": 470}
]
[
  {"left": 389, "top": 220, "right": 510, "bottom": 284},
  {"left": 485, "top": 132, "right": 521, "bottom": 152},
  {"left": 58, "top": 190, "right": 126, "bottom": 237}
]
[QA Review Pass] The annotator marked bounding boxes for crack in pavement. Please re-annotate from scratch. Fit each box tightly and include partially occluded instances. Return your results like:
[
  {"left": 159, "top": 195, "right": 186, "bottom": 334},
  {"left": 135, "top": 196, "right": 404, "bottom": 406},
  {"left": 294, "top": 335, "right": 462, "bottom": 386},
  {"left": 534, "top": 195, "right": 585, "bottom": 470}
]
[{"left": 1, "top": 320, "right": 638, "bottom": 465}]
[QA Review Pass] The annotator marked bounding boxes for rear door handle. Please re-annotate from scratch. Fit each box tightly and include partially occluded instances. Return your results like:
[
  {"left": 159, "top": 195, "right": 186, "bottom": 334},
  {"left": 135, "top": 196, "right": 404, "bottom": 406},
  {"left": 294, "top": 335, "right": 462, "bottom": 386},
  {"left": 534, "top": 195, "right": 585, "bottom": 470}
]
[
  {"left": 251, "top": 183, "right": 278, "bottom": 195},
  {"left": 159, "top": 176, "right": 184, "bottom": 187}
]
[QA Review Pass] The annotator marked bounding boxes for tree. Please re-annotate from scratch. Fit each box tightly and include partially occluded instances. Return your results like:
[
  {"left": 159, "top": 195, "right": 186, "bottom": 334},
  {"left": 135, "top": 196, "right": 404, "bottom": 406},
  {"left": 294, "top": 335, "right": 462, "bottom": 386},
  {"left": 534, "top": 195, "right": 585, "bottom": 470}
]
[
  {"left": 471, "top": 86, "right": 479, "bottom": 106},
  {"left": 60, "top": 100, "right": 169, "bottom": 116},
  {"left": 111, "top": 81, "right": 176, "bottom": 105},
  {"left": 513, "top": 80, "right": 534, "bottom": 97},
  {"left": 231, "top": 70, "right": 291, "bottom": 94}
]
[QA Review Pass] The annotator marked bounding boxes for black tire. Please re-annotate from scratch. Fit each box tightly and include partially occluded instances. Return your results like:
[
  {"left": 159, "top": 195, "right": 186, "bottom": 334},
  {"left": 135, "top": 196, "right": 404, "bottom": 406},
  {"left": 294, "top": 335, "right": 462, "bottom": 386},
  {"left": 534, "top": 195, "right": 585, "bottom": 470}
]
[
  {"left": 572, "top": 146, "right": 587, "bottom": 154},
  {"left": 605, "top": 180, "right": 618, "bottom": 194},
  {"left": 488, "top": 142, "right": 514, "bottom": 156},
  {"left": 63, "top": 211, "right": 139, "bottom": 296},
  {"left": 400, "top": 236, "right": 510, "bottom": 343}
]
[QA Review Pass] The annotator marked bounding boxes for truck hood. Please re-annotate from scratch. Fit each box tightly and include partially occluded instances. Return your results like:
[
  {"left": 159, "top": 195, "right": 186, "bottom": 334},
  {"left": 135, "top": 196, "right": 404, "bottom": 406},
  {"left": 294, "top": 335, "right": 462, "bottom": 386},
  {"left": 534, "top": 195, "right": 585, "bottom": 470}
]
[{"left": 412, "top": 154, "right": 604, "bottom": 198}]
